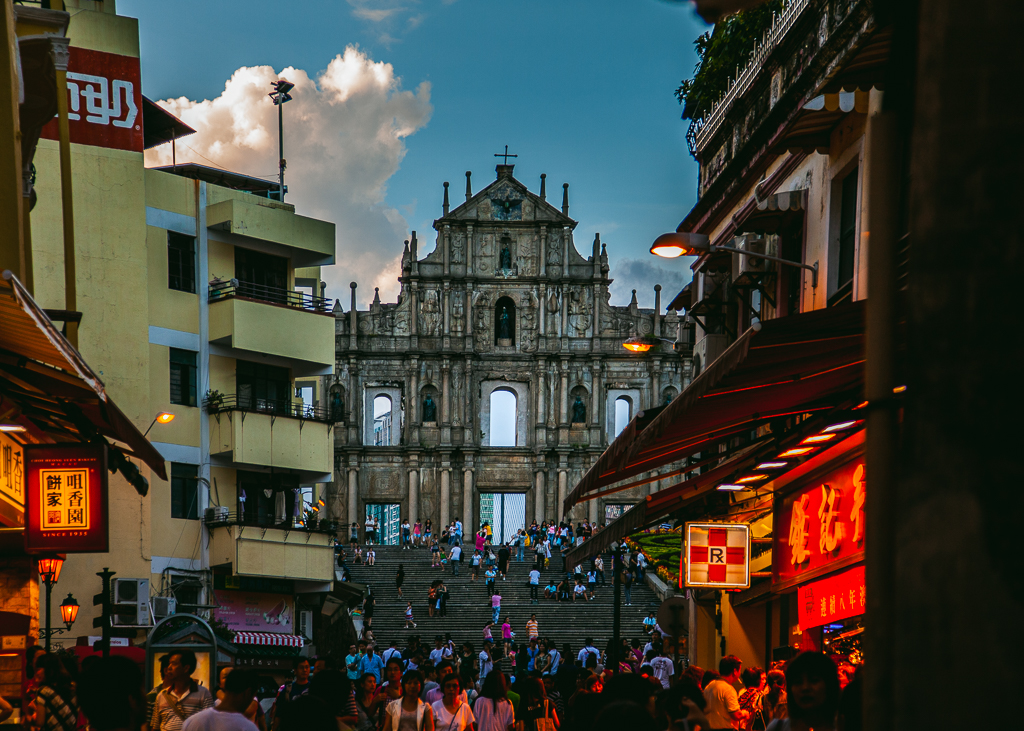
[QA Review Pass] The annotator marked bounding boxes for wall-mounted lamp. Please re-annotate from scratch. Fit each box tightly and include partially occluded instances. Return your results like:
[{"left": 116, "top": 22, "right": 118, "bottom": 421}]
[
  {"left": 650, "top": 231, "right": 819, "bottom": 288},
  {"left": 143, "top": 412, "right": 175, "bottom": 437}
]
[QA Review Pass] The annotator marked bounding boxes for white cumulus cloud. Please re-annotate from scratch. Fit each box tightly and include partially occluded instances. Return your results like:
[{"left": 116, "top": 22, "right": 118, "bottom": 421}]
[{"left": 144, "top": 46, "right": 432, "bottom": 307}]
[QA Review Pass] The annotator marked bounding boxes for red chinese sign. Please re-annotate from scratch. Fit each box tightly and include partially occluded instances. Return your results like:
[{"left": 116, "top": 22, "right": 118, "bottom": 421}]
[
  {"left": 797, "top": 564, "right": 865, "bottom": 629},
  {"left": 683, "top": 522, "right": 750, "bottom": 589},
  {"left": 41, "top": 47, "right": 143, "bottom": 152},
  {"left": 773, "top": 457, "right": 865, "bottom": 589},
  {"left": 24, "top": 444, "right": 108, "bottom": 554}
]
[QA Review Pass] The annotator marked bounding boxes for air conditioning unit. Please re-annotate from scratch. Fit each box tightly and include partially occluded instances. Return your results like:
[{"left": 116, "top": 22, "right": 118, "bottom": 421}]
[
  {"left": 152, "top": 596, "right": 177, "bottom": 620},
  {"left": 112, "top": 578, "right": 151, "bottom": 627},
  {"left": 298, "top": 610, "right": 313, "bottom": 640},
  {"left": 205, "top": 506, "right": 229, "bottom": 525},
  {"left": 732, "top": 235, "right": 768, "bottom": 283},
  {"left": 693, "top": 333, "right": 731, "bottom": 375}
]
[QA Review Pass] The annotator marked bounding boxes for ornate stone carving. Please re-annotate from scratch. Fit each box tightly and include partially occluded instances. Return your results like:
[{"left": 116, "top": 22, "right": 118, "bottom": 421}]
[
  {"left": 451, "top": 230, "right": 465, "bottom": 264},
  {"left": 451, "top": 293, "right": 465, "bottom": 334},
  {"left": 547, "top": 231, "right": 562, "bottom": 264},
  {"left": 419, "top": 289, "right": 442, "bottom": 336},
  {"left": 568, "top": 287, "right": 592, "bottom": 337}
]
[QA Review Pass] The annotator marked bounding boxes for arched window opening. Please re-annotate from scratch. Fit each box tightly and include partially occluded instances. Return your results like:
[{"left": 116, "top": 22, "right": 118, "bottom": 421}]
[
  {"left": 329, "top": 386, "right": 346, "bottom": 422},
  {"left": 569, "top": 386, "right": 589, "bottom": 425},
  {"left": 662, "top": 387, "right": 678, "bottom": 406},
  {"left": 494, "top": 296, "right": 516, "bottom": 345},
  {"left": 614, "top": 396, "right": 632, "bottom": 437},
  {"left": 489, "top": 389, "right": 517, "bottom": 446},
  {"left": 373, "top": 395, "right": 393, "bottom": 446}
]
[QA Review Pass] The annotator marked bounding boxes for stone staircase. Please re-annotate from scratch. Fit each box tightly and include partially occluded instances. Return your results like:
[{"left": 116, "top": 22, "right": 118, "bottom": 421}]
[{"left": 343, "top": 543, "right": 658, "bottom": 664}]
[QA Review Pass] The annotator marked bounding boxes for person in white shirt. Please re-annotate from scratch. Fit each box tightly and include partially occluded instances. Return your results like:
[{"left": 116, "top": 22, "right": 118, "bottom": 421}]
[
  {"left": 182, "top": 669, "right": 258, "bottom": 731},
  {"left": 478, "top": 641, "right": 494, "bottom": 681},
  {"left": 648, "top": 649, "right": 675, "bottom": 689},
  {"left": 472, "top": 671, "right": 513, "bottom": 731},
  {"left": 430, "top": 674, "right": 474, "bottom": 730},
  {"left": 528, "top": 568, "right": 541, "bottom": 603},
  {"left": 546, "top": 641, "right": 561, "bottom": 674},
  {"left": 429, "top": 636, "right": 453, "bottom": 666},
  {"left": 703, "top": 655, "right": 746, "bottom": 730},
  {"left": 577, "top": 640, "right": 599, "bottom": 665},
  {"left": 381, "top": 642, "right": 402, "bottom": 665},
  {"left": 450, "top": 544, "right": 462, "bottom": 576}
]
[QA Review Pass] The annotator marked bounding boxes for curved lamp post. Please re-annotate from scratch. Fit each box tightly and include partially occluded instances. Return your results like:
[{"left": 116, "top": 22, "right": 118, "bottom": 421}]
[
  {"left": 38, "top": 556, "right": 78, "bottom": 649},
  {"left": 650, "top": 231, "right": 818, "bottom": 287}
]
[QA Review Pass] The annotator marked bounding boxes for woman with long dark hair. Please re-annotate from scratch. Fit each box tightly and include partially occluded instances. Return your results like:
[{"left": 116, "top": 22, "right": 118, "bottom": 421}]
[
  {"left": 518, "top": 677, "right": 558, "bottom": 731},
  {"left": 397, "top": 564, "right": 406, "bottom": 599},
  {"left": 766, "top": 652, "right": 841, "bottom": 731},
  {"left": 384, "top": 670, "right": 434, "bottom": 731},
  {"left": 32, "top": 654, "right": 77, "bottom": 731},
  {"left": 472, "top": 672, "right": 513, "bottom": 731}
]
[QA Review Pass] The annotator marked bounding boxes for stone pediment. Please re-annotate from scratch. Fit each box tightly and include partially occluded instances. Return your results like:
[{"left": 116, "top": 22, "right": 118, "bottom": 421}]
[{"left": 440, "top": 166, "right": 575, "bottom": 227}]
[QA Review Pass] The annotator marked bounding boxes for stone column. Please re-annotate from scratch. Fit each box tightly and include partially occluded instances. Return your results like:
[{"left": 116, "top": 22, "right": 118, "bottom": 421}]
[
  {"left": 559, "top": 360, "right": 569, "bottom": 425},
  {"left": 463, "top": 467, "right": 474, "bottom": 540},
  {"left": 535, "top": 470, "right": 546, "bottom": 523},
  {"left": 591, "top": 359, "right": 602, "bottom": 426},
  {"left": 652, "top": 358, "right": 662, "bottom": 408},
  {"left": 443, "top": 224, "right": 451, "bottom": 275},
  {"left": 348, "top": 468, "right": 358, "bottom": 527},
  {"left": 465, "top": 224, "right": 474, "bottom": 275},
  {"left": 536, "top": 367, "right": 546, "bottom": 425},
  {"left": 410, "top": 284, "right": 418, "bottom": 337},
  {"left": 440, "top": 468, "right": 451, "bottom": 529},
  {"left": 348, "top": 282, "right": 358, "bottom": 349},
  {"left": 410, "top": 357, "right": 419, "bottom": 424},
  {"left": 442, "top": 360, "right": 451, "bottom": 424},
  {"left": 539, "top": 225, "right": 547, "bottom": 277},
  {"left": 443, "top": 283, "right": 451, "bottom": 336},
  {"left": 589, "top": 496, "right": 599, "bottom": 525},
  {"left": 557, "top": 469, "right": 568, "bottom": 523},
  {"left": 560, "top": 284, "right": 568, "bottom": 338},
  {"left": 408, "top": 459, "right": 420, "bottom": 523}
]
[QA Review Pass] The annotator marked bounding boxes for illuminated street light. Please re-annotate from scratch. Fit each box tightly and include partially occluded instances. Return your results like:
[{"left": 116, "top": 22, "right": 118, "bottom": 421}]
[{"left": 650, "top": 231, "right": 818, "bottom": 287}]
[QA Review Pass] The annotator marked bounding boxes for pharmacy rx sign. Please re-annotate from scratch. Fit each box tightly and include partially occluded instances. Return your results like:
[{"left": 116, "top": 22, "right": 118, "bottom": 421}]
[
  {"left": 683, "top": 522, "right": 751, "bottom": 589},
  {"left": 24, "top": 444, "right": 108, "bottom": 554}
]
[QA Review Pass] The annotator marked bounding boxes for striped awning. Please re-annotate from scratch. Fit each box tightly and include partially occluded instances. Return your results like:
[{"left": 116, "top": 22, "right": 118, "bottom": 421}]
[{"left": 232, "top": 632, "right": 304, "bottom": 648}]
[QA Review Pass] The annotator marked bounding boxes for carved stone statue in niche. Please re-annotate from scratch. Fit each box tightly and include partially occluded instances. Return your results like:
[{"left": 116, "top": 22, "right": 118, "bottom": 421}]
[
  {"left": 451, "top": 231, "right": 465, "bottom": 264},
  {"left": 520, "top": 291, "right": 538, "bottom": 352},
  {"left": 499, "top": 241, "right": 513, "bottom": 270},
  {"left": 547, "top": 232, "right": 562, "bottom": 264},
  {"left": 568, "top": 287, "right": 592, "bottom": 336},
  {"left": 331, "top": 390, "right": 345, "bottom": 421},
  {"left": 571, "top": 394, "right": 586, "bottom": 424},
  {"left": 497, "top": 306, "right": 513, "bottom": 339},
  {"left": 423, "top": 393, "right": 437, "bottom": 423},
  {"left": 419, "top": 289, "right": 441, "bottom": 336},
  {"left": 451, "top": 367, "right": 462, "bottom": 425},
  {"left": 546, "top": 289, "right": 561, "bottom": 334},
  {"left": 451, "top": 295, "right": 465, "bottom": 334}
]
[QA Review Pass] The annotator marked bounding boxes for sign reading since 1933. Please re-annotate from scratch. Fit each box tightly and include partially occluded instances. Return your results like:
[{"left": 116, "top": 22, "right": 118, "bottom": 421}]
[
  {"left": 683, "top": 522, "right": 751, "bottom": 589},
  {"left": 24, "top": 444, "right": 108, "bottom": 554}
]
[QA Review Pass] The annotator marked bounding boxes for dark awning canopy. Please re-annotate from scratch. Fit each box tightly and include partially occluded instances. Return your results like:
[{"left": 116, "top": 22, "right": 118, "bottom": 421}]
[
  {"left": 142, "top": 97, "right": 196, "bottom": 150},
  {"left": 563, "top": 301, "right": 865, "bottom": 516},
  {"left": 0, "top": 272, "right": 167, "bottom": 488}
]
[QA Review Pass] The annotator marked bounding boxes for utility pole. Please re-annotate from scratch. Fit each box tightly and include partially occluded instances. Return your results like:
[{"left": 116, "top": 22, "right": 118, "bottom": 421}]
[
  {"left": 611, "top": 542, "right": 622, "bottom": 673},
  {"left": 268, "top": 79, "right": 294, "bottom": 202},
  {"left": 93, "top": 568, "right": 115, "bottom": 658}
]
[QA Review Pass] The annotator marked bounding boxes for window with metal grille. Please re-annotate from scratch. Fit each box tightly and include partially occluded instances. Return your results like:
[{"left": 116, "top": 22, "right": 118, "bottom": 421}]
[
  {"left": 236, "top": 360, "right": 290, "bottom": 412},
  {"left": 169, "top": 348, "right": 198, "bottom": 406},
  {"left": 170, "top": 463, "right": 199, "bottom": 520},
  {"left": 837, "top": 167, "right": 859, "bottom": 290},
  {"left": 167, "top": 232, "right": 196, "bottom": 293}
]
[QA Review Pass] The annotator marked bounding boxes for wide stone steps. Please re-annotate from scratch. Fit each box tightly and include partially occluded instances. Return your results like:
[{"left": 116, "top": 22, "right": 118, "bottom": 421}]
[{"left": 343, "top": 544, "right": 658, "bottom": 660}]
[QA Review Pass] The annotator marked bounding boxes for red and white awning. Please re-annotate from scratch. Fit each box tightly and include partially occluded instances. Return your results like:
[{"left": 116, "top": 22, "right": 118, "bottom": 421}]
[{"left": 232, "top": 632, "right": 304, "bottom": 648}]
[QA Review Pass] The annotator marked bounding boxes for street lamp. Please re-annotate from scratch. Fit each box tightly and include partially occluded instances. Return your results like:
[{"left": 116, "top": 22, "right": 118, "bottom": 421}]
[
  {"left": 143, "top": 411, "right": 175, "bottom": 437},
  {"left": 650, "top": 231, "right": 819, "bottom": 287},
  {"left": 37, "top": 555, "right": 66, "bottom": 651},
  {"left": 59, "top": 594, "right": 79, "bottom": 630},
  {"left": 269, "top": 79, "right": 295, "bottom": 202},
  {"left": 622, "top": 335, "right": 677, "bottom": 353}
]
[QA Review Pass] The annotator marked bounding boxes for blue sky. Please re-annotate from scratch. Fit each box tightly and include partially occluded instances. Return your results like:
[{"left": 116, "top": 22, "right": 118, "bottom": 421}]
[{"left": 122, "top": 0, "right": 708, "bottom": 307}]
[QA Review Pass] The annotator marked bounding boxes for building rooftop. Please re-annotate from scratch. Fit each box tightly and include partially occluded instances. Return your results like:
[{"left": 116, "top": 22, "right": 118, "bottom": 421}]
[{"left": 151, "top": 162, "right": 285, "bottom": 200}]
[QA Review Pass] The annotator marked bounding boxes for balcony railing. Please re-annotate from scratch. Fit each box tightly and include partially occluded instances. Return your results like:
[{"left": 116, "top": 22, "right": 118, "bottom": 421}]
[
  {"left": 209, "top": 279, "right": 331, "bottom": 313},
  {"left": 204, "top": 393, "right": 340, "bottom": 423},
  {"left": 204, "top": 507, "right": 340, "bottom": 535}
]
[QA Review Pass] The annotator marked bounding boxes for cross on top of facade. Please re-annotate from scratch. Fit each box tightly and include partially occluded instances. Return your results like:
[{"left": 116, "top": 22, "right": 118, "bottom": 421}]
[{"left": 494, "top": 145, "right": 518, "bottom": 165}]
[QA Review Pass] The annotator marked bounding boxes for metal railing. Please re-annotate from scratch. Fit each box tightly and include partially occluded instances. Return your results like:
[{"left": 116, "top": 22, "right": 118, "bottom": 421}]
[
  {"left": 204, "top": 507, "right": 340, "bottom": 534},
  {"left": 204, "top": 393, "right": 339, "bottom": 423},
  {"left": 690, "top": 0, "right": 812, "bottom": 154},
  {"left": 209, "top": 279, "right": 331, "bottom": 313}
]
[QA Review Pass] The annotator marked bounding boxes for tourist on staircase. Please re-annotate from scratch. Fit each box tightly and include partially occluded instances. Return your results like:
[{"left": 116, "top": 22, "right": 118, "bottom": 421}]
[
  {"left": 473, "top": 671, "right": 513, "bottom": 731},
  {"left": 382, "top": 670, "right": 433, "bottom": 731},
  {"left": 431, "top": 675, "right": 475, "bottom": 731}
]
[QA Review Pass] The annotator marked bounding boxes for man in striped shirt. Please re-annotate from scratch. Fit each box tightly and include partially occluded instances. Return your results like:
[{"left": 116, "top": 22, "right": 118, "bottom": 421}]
[
  {"left": 526, "top": 614, "right": 539, "bottom": 640},
  {"left": 150, "top": 650, "right": 213, "bottom": 731}
]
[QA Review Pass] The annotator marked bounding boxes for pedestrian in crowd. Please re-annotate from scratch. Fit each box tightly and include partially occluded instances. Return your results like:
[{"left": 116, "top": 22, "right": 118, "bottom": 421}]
[
  {"left": 542, "top": 536, "right": 552, "bottom": 568},
  {"left": 739, "top": 667, "right": 766, "bottom": 731},
  {"left": 471, "top": 550, "right": 482, "bottom": 581},
  {"left": 438, "top": 582, "right": 450, "bottom": 617},
  {"left": 643, "top": 612, "right": 657, "bottom": 635},
  {"left": 577, "top": 640, "right": 600, "bottom": 667},
  {"left": 546, "top": 641, "right": 562, "bottom": 675},
  {"left": 623, "top": 564, "right": 634, "bottom": 606},
  {"left": 450, "top": 543, "right": 463, "bottom": 576},
  {"left": 32, "top": 654, "right": 79, "bottom": 731},
  {"left": 382, "top": 641, "right": 402, "bottom": 665},
  {"left": 543, "top": 579, "right": 558, "bottom": 600},
  {"left": 429, "top": 637, "right": 452, "bottom": 666},
  {"left": 367, "top": 546, "right": 376, "bottom": 566},
  {"left": 478, "top": 641, "right": 494, "bottom": 682},
  {"left": 353, "top": 545, "right": 364, "bottom": 564},
  {"left": 594, "top": 555, "right": 605, "bottom": 585},
  {"left": 482, "top": 621, "right": 494, "bottom": 643},
  {"left": 402, "top": 518, "right": 412, "bottom": 549},
  {"left": 473, "top": 671, "right": 513, "bottom": 731},
  {"left": 534, "top": 537, "right": 545, "bottom": 569},
  {"left": 431, "top": 675, "right": 475, "bottom": 731},
  {"left": 704, "top": 655, "right": 746, "bottom": 730},
  {"left": 365, "top": 515, "right": 376, "bottom": 545},
  {"left": 363, "top": 588, "right": 375, "bottom": 629},
  {"left": 424, "top": 519, "right": 433, "bottom": 543},
  {"left": 501, "top": 617, "right": 513, "bottom": 654},
  {"left": 383, "top": 669, "right": 433, "bottom": 731},
  {"left": 485, "top": 566, "right": 497, "bottom": 595},
  {"left": 405, "top": 602, "right": 418, "bottom": 629},
  {"left": 528, "top": 566, "right": 541, "bottom": 603},
  {"left": 353, "top": 674, "right": 380, "bottom": 731},
  {"left": 152, "top": 650, "right": 214, "bottom": 731},
  {"left": 556, "top": 578, "right": 571, "bottom": 602},
  {"left": 217, "top": 667, "right": 266, "bottom": 731},
  {"left": 586, "top": 569, "right": 597, "bottom": 600},
  {"left": 484, "top": 547, "right": 496, "bottom": 572},
  {"left": 185, "top": 668, "right": 259, "bottom": 731},
  {"left": 431, "top": 538, "right": 442, "bottom": 567},
  {"left": 572, "top": 579, "right": 586, "bottom": 602},
  {"left": 497, "top": 543, "right": 510, "bottom": 579},
  {"left": 350, "top": 523, "right": 360, "bottom": 550},
  {"left": 649, "top": 648, "right": 675, "bottom": 690},
  {"left": 396, "top": 564, "right": 405, "bottom": 598},
  {"left": 413, "top": 518, "right": 423, "bottom": 547},
  {"left": 766, "top": 652, "right": 840, "bottom": 731},
  {"left": 476, "top": 529, "right": 487, "bottom": 554},
  {"left": 346, "top": 644, "right": 365, "bottom": 681},
  {"left": 379, "top": 659, "right": 406, "bottom": 704},
  {"left": 761, "top": 670, "right": 788, "bottom": 724},
  {"left": 358, "top": 645, "right": 385, "bottom": 685},
  {"left": 526, "top": 614, "right": 539, "bottom": 641},
  {"left": 518, "top": 677, "right": 558, "bottom": 731},
  {"left": 515, "top": 530, "right": 525, "bottom": 562}
]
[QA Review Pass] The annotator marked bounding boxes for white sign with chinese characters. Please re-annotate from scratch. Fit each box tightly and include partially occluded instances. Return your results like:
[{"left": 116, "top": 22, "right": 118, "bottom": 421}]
[{"left": 0, "top": 431, "right": 24, "bottom": 509}]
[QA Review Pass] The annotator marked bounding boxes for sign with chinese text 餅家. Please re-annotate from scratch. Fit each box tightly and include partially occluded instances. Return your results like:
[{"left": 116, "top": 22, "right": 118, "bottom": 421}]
[
  {"left": 24, "top": 444, "right": 108, "bottom": 554},
  {"left": 683, "top": 522, "right": 750, "bottom": 589},
  {"left": 0, "top": 431, "right": 25, "bottom": 525},
  {"left": 772, "top": 457, "right": 865, "bottom": 590},
  {"left": 40, "top": 47, "right": 143, "bottom": 153},
  {"left": 797, "top": 564, "right": 865, "bottom": 629}
]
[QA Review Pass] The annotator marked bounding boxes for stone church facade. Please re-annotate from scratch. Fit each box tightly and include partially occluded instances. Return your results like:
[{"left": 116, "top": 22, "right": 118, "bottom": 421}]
[{"left": 327, "top": 163, "right": 691, "bottom": 541}]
